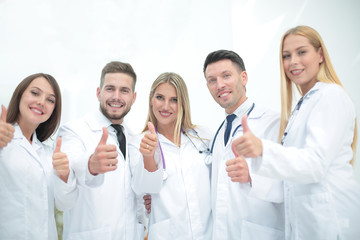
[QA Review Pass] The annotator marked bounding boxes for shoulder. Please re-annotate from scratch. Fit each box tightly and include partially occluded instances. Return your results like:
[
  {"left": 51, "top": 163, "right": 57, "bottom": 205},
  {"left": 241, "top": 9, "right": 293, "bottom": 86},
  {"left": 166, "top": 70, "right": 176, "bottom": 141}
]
[
  {"left": 315, "top": 83, "right": 355, "bottom": 111},
  {"left": 192, "top": 125, "right": 214, "bottom": 140},
  {"left": 251, "top": 104, "right": 280, "bottom": 122},
  {"left": 59, "top": 113, "right": 94, "bottom": 134}
]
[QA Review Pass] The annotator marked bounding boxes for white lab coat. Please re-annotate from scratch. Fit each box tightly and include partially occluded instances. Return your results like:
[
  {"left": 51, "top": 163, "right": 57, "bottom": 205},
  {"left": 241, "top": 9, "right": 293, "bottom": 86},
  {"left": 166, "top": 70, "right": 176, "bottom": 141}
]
[
  {"left": 130, "top": 126, "right": 213, "bottom": 240},
  {"left": 255, "top": 82, "right": 360, "bottom": 239},
  {"left": 211, "top": 99, "right": 285, "bottom": 240},
  {"left": 52, "top": 111, "right": 145, "bottom": 240},
  {"left": 0, "top": 124, "right": 58, "bottom": 240}
]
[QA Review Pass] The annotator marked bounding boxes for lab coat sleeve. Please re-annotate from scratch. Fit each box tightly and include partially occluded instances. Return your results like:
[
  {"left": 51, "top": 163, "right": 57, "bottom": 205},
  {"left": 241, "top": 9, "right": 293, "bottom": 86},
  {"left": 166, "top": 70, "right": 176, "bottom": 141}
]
[
  {"left": 59, "top": 124, "right": 104, "bottom": 188},
  {"left": 254, "top": 85, "right": 356, "bottom": 184},
  {"left": 129, "top": 138, "right": 163, "bottom": 195},
  {"left": 247, "top": 110, "right": 284, "bottom": 203},
  {"left": 53, "top": 168, "right": 79, "bottom": 211}
]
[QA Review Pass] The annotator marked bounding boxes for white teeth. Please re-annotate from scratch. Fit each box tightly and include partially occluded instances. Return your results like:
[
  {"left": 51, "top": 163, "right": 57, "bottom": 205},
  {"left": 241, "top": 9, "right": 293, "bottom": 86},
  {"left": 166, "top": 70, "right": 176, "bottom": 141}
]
[
  {"left": 292, "top": 70, "right": 303, "bottom": 74},
  {"left": 110, "top": 104, "right": 122, "bottom": 108},
  {"left": 32, "top": 109, "right": 42, "bottom": 114},
  {"left": 220, "top": 92, "right": 229, "bottom": 98},
  {"left": 160, "top": 112, "right": 170, "bottom": 116}
]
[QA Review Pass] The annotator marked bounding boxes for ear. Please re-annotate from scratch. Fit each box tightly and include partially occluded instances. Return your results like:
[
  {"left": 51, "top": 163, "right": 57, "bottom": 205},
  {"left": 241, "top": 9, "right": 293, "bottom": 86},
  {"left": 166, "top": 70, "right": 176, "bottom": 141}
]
[
  {"left": 131, "top": 92, "right": 137, "bottom": 105},
  {"left": 96, "top": 87, "right": 101, "bottom": 101},
  {"left": 241, "top": 71, "right": 248, "bottom": 87},
  {"left": 319, "top": 47, "right": 324, "bottom": 63}
]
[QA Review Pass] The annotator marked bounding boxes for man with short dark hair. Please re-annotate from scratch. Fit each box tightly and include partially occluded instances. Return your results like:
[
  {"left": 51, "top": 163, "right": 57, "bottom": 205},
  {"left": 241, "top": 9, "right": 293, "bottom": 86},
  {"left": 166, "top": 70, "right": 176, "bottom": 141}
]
[
  {"left": 204, "top": 50, "right": 285, "bottom": 240},
  {"left": 53, "top": 61, "right": 146, "bottom": 240}
]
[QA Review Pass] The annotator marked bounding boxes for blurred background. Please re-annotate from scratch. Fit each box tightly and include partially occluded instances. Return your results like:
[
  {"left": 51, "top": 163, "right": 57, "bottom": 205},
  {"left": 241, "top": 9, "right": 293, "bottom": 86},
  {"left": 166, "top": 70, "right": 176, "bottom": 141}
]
[{"left": 1, "top": 0, "right": 359, "bottom": 238}]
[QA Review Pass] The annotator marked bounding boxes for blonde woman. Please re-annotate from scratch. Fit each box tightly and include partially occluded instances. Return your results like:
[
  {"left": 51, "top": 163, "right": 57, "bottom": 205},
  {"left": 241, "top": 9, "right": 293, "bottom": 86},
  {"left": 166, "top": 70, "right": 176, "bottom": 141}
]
[
  {"left": 130, "top": 72, "right": 212, "bottom": 240},
  {"left": 233, "top": 25, "right": 360, "bottom": 239}
]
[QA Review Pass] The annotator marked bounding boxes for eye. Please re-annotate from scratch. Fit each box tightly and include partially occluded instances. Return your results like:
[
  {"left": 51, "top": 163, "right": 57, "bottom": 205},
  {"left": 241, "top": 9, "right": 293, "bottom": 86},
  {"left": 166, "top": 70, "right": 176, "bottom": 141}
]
[
  {"left": 31, "top": 90, "right": 39, "bottom": 96},
  {"left": 47, "top": 98, "right": 55, "bottom": 104},
  {"left": 156, "top": 95, "right": 164, "bottom": 100},
  {"left": 224, "top": 74, "right": 230, "bottom": 78},
  {"left": 171, "top": 98, "right": 178, "bottom": 103},
  {"left": 207, "top": 78, "right": 216, "bottom": 84},
  {"left": 282, "top": 54, "right": 290, "bottom": 59},
  {"left": 298, "top": 50, "right": 306, "bottom": 55},
  {"left": 121, "top": 88, "right": 130, "bottom": 94},
  {"left": 105, "top": 87, "right": 114, "bottom": 92}
]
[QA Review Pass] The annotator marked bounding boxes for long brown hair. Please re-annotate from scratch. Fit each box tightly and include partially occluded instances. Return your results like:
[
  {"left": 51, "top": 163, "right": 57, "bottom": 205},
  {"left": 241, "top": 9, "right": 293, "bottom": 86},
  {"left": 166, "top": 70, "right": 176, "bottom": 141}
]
[{"left": 7, "top": 73, "right": 62, "bottom": 142}]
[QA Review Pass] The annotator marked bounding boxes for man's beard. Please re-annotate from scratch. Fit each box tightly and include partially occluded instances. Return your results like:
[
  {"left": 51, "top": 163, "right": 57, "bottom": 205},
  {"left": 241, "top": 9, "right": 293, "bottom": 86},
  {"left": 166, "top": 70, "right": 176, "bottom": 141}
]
[{"left": 100, "top": 103, "right": 131, "bottom": 122}]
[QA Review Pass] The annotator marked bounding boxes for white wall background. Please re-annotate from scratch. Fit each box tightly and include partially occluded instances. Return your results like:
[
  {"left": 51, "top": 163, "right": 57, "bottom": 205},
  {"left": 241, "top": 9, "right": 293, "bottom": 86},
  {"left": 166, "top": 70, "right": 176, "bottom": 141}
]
[{"left": 1, "top": 0, "right": 359, "bottom": 178}]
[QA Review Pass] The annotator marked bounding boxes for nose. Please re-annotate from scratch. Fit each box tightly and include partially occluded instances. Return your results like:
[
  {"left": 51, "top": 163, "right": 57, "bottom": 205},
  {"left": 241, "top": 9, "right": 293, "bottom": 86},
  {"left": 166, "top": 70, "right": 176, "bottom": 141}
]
[
  {"left": 113, "top": 90, "right": 121, "bottom": 99},
  {"left": 290, "top": 55, "right": 299, "bottom": 66},
  {"left": 163, "top": 100, "right": 170, "bottom": 110},
  {"left": 37, "top": 96, "right": 46, "bottom": 106},
  {"left": 216, "top": 77, "right": 225, "bottom": 90}
]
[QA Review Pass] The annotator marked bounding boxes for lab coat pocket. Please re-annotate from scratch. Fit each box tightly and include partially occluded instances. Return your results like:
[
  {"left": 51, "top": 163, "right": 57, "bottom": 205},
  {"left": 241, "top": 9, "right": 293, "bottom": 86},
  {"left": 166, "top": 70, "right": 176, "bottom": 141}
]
[
  {"left": 293, "top": 192, "right": 338, "bottom": 239},
  {"left": 148, "top": 218, "right": 170, "bottom": 240},
  {"left": 241, "top": 220, "right": 284, "bottom": 240},
  {"left": 68, "top": 227, "right": 111, "bottom": 240}
]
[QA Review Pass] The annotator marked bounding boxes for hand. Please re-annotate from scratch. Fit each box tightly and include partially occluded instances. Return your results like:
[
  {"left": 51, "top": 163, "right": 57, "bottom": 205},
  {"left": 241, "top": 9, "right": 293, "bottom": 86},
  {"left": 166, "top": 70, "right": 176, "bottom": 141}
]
[
  {"left": 0, "top": 105, "right": 15, "bottom": 149},
  {"left": 225, "top": 156, "right": 251, "bottom": 183},
  {"left": 88, "top": 127, "right": 118, "bottom": 175},
  {"left": 52, "top": 137, "right": 70, "bottom": 183},
  {"left": 140, "top": 122, "right": 158, "bottom": 158},
  {"left": 140, "top": 122, "right": 158, "bottom": 172},
  {"left": 231, "top": 115, "right": 263, "bottom": 158},
  {"left": 143, "top": 194, "right": 152, "bottom": 214}
]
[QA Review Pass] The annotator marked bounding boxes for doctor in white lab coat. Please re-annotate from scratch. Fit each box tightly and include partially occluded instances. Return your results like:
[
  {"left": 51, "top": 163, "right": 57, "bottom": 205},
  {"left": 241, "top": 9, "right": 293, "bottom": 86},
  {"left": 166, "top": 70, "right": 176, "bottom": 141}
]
[
  {"left": 0, "top": 73, "right": 62, "bottom": 240},
  {"left": 203, "top": 50, "right": 285, "bottom": 240},
  {"left": 52, "top": 61, "right": 146, "bottom": 240},
  {"left": 234, "top": 26, "right": 360, "bottom": 240},
  {"left": 130, "top": 72, "right": 213, "bottom": 240}
]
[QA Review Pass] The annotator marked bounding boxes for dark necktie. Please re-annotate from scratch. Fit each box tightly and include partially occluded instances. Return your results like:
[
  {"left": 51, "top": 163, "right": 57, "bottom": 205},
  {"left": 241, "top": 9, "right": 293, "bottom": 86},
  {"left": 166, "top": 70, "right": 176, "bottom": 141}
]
[
  {"left": 111, "top": 124, "right": 126, "bottom": 158},
  {"left": 224, "top": 114, "right": 236, "bottom": 146}
]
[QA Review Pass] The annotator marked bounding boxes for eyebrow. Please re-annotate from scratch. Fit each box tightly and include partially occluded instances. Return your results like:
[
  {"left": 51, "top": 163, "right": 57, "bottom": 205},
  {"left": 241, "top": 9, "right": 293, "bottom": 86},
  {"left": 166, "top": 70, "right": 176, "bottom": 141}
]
[
  {"left": 31, "top": 86, "right": 56, "bottom": 98},
  {"left": 283, "top": 45, "right": 309, "bottom": 53}
]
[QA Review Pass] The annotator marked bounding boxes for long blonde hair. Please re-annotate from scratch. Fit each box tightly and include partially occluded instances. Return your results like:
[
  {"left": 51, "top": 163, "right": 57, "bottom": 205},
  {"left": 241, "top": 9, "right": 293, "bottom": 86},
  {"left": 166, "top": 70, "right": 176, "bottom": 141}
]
[
  {"left": 142, "top": 72, "right": 195, "bottom": 147},
  {"left": 279, "top": 25, "right": 357, "bottom": 164}
]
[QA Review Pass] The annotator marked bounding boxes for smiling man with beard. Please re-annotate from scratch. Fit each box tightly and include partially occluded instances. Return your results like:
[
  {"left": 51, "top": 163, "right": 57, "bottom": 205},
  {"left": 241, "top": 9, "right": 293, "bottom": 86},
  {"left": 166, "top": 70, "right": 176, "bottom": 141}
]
[{"left": 52, "top": 61, "right": 147, "bottom": 240}]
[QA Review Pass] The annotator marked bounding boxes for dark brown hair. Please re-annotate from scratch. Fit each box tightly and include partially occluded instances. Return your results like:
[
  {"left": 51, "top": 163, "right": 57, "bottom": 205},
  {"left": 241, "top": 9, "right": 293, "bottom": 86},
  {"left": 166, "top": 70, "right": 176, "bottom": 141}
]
[{"left": 7, "top": 73, "right": 62, "bottom": 142}]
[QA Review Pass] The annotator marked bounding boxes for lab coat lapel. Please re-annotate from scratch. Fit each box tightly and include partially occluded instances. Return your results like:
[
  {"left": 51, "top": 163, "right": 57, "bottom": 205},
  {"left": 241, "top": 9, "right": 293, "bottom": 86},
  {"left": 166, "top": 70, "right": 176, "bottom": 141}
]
[{"left": 13, "top": 125, "right": 44, "bottom": 168}]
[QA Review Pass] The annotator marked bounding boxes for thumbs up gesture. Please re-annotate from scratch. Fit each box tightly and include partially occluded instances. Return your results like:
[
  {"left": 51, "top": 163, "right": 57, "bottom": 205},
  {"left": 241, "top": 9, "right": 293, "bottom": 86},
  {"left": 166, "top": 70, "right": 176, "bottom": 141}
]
[
  {"left": 52, "top": 137, "right": 70, "bottom": 183},
  {"left": 231, "top": 115, "right": 263, "bottom": 158},
  {"left": 140, "top": 122, "right": 158, "bottom": 172},
  {"left": 225, "top": 155, "right": 251, "bottom": 183},
  {"left": 88, "top": 127, "right": 118, "bottom": 175},
  {"left": 0, "top": 105, "right": 15, "bottom": 149}
]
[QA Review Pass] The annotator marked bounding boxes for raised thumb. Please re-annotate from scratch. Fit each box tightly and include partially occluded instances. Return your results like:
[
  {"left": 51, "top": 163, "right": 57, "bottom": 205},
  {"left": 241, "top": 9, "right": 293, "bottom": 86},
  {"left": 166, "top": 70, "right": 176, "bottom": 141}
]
[
  {"left": 54, "top": 137, "right": 62, "bottom": 153},
  {"left": 147, "top": 122, "right": 156, "bottom": 134},
  {"left": 1, "top": 105, "right": 7, "bottom": 122},
  {"left": 242, "top": 114, "right": 250, "bottom": 133},
  {"left": 99, "top": 127, "right": 109, "bottom": 145}
]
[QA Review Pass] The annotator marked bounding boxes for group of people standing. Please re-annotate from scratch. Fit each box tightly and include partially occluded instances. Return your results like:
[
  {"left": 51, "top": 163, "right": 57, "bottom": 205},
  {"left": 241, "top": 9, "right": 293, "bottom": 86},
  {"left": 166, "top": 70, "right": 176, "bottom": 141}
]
[{"left": 1, "top": 25, "right": 359, "bottom": 240}]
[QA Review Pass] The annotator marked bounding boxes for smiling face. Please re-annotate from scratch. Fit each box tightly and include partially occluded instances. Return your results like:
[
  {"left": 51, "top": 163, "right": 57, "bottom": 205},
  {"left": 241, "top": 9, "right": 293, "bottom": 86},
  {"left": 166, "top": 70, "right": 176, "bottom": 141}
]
[
  {"left": 18, "top": 77, "right": 56, "bottom": 131},
  {"left": 282, "top": 34, "right": 323, "bottom": 95},
  {"left": 205, "top": 59, "right": 247, "bottom": 114},
  {"left": 151, "top": 82, "right": 178, "bottom": 132},
  {"left": 97, "top": 72, "right": 136, "bottom": 124}
]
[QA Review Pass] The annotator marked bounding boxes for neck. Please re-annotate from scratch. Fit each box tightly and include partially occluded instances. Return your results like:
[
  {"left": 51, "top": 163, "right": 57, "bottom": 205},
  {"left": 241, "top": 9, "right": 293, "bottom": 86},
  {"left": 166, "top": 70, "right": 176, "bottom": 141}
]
[
  {"left": 17, "top": 120, "right": 37, "bottom": 143},
  {"left": 157, "top": 124, "right": 176, "bottom": 144}
]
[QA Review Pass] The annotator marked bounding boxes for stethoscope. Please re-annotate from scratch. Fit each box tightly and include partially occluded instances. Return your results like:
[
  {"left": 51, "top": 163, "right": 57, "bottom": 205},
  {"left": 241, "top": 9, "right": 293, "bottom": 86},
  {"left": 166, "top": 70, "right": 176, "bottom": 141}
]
[
  {"left": 281, "top": 88, "right": 318, "bottom": 145},
  {"left": 209, "top": 103, "right": 255, "bottom": 155},
  {"left": 156, "top": 128, "right": 210, "bottom": 180}
]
